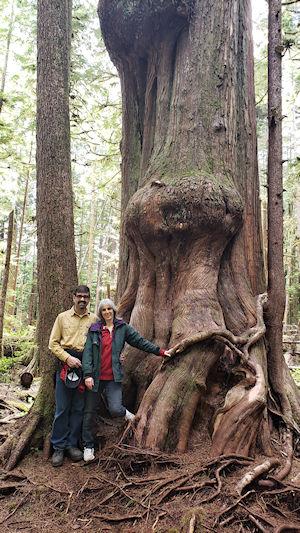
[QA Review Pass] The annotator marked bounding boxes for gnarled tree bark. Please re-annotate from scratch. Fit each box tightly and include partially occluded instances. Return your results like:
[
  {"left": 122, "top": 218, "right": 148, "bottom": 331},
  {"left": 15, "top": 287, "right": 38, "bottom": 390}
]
[{"left": 99, "top": 0, "right": 300, "bottom": 458}]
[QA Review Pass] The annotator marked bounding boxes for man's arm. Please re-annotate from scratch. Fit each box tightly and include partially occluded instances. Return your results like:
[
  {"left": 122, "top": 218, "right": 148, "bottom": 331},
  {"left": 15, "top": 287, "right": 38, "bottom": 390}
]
[{"left": 49, "top": 315, "right": 70, "bottom": 363}]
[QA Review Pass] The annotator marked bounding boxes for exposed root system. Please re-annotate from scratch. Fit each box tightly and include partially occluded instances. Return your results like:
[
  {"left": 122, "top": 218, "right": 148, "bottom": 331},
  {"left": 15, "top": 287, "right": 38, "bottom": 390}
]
[{"left": 1, "top": 445, "right": 300, "bottom": 532}]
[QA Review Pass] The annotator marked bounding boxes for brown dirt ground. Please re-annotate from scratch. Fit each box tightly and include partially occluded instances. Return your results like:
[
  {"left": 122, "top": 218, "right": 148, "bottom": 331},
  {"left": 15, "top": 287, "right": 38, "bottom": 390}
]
[{"left": 1, "top": 420, "right": 300, "bottom": 533}]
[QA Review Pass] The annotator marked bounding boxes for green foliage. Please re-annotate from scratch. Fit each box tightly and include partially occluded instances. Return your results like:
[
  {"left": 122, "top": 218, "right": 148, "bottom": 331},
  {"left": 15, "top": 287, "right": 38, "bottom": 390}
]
[
  {"left": 0, "top": 354, "right": 22, "bottom": 382},
  {"left": 0, "top": 0, "right": 122, "bottom": 326},
  {"left": 291, "top": 368, "right": 300, "bottom": 388}
]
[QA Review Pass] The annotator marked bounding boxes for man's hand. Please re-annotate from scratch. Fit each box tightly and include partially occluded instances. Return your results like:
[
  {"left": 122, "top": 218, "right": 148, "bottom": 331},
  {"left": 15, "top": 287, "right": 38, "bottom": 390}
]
[
  {"left": 66, "top": 355, "right": 82, "bottom": 368},
  {"left": 85, "top": 377, "right": 94, "bottom": 390}
]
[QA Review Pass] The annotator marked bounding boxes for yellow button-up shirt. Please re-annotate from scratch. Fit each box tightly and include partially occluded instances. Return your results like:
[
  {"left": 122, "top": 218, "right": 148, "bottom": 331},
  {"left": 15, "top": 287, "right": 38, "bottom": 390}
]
[{"left": 49, "top": 306, "right": 98, "bottom": 363}]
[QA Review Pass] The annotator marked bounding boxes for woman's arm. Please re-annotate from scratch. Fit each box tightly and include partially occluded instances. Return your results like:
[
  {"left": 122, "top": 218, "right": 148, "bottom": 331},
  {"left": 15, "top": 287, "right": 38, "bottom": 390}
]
[
  {"left": 125, "top": 325, "right": 165, "bottom": 355},
  {"left": 82, "top": 332, "right": 94, "bottom": 378}
]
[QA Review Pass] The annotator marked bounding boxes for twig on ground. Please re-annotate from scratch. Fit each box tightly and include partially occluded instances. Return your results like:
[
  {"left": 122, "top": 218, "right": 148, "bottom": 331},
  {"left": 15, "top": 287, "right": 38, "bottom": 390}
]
[
  {"left": 247, "top": 514, "right": 269, "bottom": 533},
  {"left": 3, "top": 489, "right": 32, "bottom": 521},
  {"left": 266, "top": 502, "right": 289, "bottom": 518},
  {"left": 214, "top": 490, "right": 255, "bottom": 526},
  {"left": 89, "top": 474, "right": 149, "bottom": 510},
  {"left": 65, "top": 490, "right": 73, "bottom": 514},
  {"left": 92, "top": 511, "right": 143, "bottom": 522},
  {"left": 239, "top": 504, "right": 275, "bottom": 529},
  {"left": 189, "top": 513, "right": 196, "bottom": 533},
  {"left": 152, "top": 512, "right": 166, "bottom": 531}
]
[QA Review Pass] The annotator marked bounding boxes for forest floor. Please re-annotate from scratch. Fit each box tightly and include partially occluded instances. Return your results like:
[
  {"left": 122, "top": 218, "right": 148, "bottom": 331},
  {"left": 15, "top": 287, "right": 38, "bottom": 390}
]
[
  {"left": 1, "top": 417, "right": 300, "bottom": 533},
  {"left": 1, "top": 368, "right": 300, "bottom": 532}
]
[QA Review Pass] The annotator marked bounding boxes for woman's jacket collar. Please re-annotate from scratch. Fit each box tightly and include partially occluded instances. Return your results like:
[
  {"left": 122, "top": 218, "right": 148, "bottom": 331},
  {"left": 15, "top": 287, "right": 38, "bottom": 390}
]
[{"left": 89, "top": 318, "right": 125, "bottom": 332}]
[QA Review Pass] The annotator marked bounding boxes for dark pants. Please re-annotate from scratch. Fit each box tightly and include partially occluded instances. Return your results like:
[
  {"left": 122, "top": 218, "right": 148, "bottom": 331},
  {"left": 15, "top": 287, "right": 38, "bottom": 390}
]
[
  {"left": 51, "top": 371, "right": 85, "bottom": 450},
  {"left": 82, "top": 381, "right": 126, "bottom": 448}
]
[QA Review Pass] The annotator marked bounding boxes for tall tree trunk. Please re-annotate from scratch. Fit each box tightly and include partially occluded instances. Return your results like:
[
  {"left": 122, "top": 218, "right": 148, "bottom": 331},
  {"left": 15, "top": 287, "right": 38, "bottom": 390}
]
[
  {"left": 0, "top": 0, "right": 78, "bottom": 470},
  {"left": 0, "top": 0, "right": 15, "bottom": 114},
  {"left": 36, "top": 0, "right": 77, "bottom": 419},
  {"left": 265, "top": 0, "right": 289, "bottom": 415},
  {"left": 77, "top": 203, "right": 84, "bottom": 276},
  {"left": 99, "top": 0, "right": 300, "bottom": 456},
  {"left": 5, "top": 213, "right": 17, "bottom": 316},
  {"left": 27, "top": 265, "right": 37, "bottom": 326},
  {"left": 261, "top": 198, "right": 268, "bottom": 281},
  {"left": 13, "top": 141, "right": 33, "bottom": 314},
  {"left": 10, "top": 146, "right": 33, "bottom": 315},
  {"left": 87, "top": 191, "right": 96, "bottom": 287},
  {"left": 0, "top": 210, "right": 14, "bottom": 356}
]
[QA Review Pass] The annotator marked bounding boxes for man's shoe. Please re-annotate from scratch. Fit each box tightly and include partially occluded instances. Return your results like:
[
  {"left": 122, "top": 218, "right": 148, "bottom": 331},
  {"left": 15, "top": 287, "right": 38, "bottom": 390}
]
[
  {"left": 83, "top": 447, "right": 95, "bottom": 462},
  {"left": 52, "top": 449, "right": 64, "bottom": 467},
  {"left": 66, "top": 447, "right": 83, "bottom": 462}
]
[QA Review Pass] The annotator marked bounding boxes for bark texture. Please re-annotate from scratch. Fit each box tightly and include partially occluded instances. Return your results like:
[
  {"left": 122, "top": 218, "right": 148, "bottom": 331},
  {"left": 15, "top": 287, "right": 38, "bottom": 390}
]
[
  {"left": 265, "top": 0, "right": 287, "bottom": 414},
  {"left": 36, "top": 0, "right": 78, "bottom": 425},
  {"left": 0, "top": 0, "right": 78, "bottom": 469},
  {"left": 98, "top": 0, "right": 299, "bottom": 456},
  {"left": 36, "top": 0, "right": 78, "bottom": 363},
  {"left": 0, "top": 210, "right": 14, "bottom": 356}
]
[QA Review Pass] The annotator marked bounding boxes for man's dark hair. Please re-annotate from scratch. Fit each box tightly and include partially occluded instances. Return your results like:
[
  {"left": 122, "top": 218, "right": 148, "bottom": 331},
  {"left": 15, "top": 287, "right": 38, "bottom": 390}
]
[{"left": 73, "top": 285, "right": 90, "bottom": 296}]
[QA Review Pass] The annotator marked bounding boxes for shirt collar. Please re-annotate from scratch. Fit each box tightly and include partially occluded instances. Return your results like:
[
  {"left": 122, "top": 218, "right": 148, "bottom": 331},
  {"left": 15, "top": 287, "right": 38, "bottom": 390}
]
[{"left": 70, "top": 305, "right": 90, "bottom": 318}]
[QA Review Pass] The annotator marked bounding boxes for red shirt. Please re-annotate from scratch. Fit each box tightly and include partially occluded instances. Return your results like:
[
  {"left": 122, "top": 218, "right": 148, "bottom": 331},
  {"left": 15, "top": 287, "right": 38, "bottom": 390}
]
[{"left": 99, "top": 327, "right": 114, "bottom": 380}]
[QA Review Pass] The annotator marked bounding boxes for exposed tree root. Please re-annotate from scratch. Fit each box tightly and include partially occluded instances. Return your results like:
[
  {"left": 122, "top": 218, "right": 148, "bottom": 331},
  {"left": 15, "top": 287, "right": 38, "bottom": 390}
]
[
  {"left": 3, "top": 446, "right": 300, "bottom": 532},
  {"left": 258, "top": 429, "right": 294, "bottom": 489},
  {"left": 236, "top": 458, "right": 280, "bottom": 494},
  {"left": 0, "top": 412, "right": 40, "bottom": 471},
  {"left": 168, "top": 292, "right": 267, "bottom": 365}
]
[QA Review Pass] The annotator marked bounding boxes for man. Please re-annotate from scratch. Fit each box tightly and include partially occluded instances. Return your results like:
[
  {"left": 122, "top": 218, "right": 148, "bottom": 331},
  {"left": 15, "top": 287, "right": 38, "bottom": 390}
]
[{"left": 49, "top": 285, "right": 97, "bottom": 467}]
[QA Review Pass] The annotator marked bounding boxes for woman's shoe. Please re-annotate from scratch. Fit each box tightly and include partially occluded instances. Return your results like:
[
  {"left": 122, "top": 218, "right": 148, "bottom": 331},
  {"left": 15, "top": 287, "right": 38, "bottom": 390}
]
[
  {"left": 125, "top": 409, "right": 135, "bottom": 422},
  {"left": 83, "top": 447, "right": 95, "bottom": 461}
]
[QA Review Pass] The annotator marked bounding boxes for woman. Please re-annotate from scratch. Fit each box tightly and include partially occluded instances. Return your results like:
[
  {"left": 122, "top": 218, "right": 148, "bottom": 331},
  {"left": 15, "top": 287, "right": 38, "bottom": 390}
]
[{"left": 82, "top": 298, "right": 171, "bottom": 461}]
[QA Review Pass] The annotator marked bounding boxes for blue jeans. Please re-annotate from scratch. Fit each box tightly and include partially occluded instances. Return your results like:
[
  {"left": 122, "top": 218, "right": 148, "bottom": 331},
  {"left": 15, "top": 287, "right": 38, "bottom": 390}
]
[
  {"left": 82, "top": 381, "right": 126, "bottom": 448},
  {"left": 51, "top": 371, "right": 85, "bottom": 450}
]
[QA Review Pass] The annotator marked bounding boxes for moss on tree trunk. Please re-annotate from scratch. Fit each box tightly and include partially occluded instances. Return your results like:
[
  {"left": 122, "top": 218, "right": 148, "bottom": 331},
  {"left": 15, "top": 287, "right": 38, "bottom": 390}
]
[{"left": 99, "top": 0, "right": 300, "bottom": 457}]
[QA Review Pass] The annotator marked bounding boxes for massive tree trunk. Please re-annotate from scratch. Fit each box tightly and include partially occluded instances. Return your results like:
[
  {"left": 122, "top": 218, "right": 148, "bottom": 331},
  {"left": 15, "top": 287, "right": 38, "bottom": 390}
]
[
  {"left": 99, "top": 0, "right": 300, "bottom": 456},
  {"left": 0, "top": 0, "right": 77, "bottom": 470}
]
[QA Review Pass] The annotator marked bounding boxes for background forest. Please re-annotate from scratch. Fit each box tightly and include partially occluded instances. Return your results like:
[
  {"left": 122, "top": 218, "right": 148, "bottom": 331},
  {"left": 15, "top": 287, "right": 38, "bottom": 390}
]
[{"left": 0, "top": 0, "right": 299, "bottom": 365}]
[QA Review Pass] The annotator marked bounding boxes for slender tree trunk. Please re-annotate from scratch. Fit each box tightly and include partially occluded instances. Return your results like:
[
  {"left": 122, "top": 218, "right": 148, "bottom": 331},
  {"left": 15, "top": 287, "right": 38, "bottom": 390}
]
[
  {"left": 265, "top": 0, "right": 288, "bottom": 414},
  {"left": 27, "top": 255, "right": 37, "bottom": 326},
  {"left": 77, "top": 204, "right": 84, "bottom": 275},
  {"left": 0, "top": 210, "right": 14, "bottom": 356},
  {"left": 5, "top": 213, "right": 17, "bottom": 316},
  {"left": 10, "top": 154, "right": 32, "bottom": 316},
  {"left": 0, "top": 0, "right": 15, "bottom": 114},
  {"left": 261, "top": 199, "right": 268, "bottom": 281},
  {"left": 87, "top": 191, "right": 96, "bottom": 287}
]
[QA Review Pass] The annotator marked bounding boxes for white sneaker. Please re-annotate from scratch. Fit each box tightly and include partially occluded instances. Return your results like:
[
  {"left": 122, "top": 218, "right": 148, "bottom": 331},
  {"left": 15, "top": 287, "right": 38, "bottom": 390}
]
[
  {"left": 83, "top": 447, "right": 95, "bottom": 462},
  {"left": 125, "top": 409, "right": 135, "bottom": 422}
]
